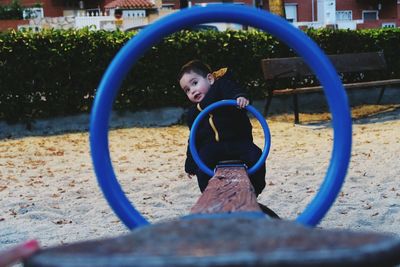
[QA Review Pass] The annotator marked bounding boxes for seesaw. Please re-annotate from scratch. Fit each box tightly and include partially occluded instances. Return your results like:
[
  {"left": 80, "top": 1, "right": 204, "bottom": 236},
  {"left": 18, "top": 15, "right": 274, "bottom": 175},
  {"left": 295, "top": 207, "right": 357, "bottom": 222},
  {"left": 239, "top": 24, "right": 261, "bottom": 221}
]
[{"left": 25, "top": 4, "right": 400, "bottom": 267}]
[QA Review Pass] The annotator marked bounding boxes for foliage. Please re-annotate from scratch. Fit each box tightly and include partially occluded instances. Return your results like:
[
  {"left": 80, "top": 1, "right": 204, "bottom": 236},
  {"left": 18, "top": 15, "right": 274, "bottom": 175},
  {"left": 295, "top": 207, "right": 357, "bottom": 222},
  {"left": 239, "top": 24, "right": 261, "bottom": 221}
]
[
  {"left": 1, "top": 27, "right": 400, "bottom": 124},
  {"left": 0, "top": 0, "right": 42, "bottom": 20},
  {"left": 0, "top": 0, "right": 23, "bottom": 20}
]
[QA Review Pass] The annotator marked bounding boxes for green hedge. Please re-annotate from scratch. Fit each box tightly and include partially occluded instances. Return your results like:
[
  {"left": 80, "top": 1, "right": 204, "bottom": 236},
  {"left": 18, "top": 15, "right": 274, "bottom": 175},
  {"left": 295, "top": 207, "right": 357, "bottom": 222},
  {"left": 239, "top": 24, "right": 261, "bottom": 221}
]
[
  {"left": 1, "top": 27, "right": 400, "bottom": 123},
  {"left": 0, "top": 0, "right": 23, "bottom": 20},
  {"left": 0, "top": 0, "right": 42, "bottom": 20}
]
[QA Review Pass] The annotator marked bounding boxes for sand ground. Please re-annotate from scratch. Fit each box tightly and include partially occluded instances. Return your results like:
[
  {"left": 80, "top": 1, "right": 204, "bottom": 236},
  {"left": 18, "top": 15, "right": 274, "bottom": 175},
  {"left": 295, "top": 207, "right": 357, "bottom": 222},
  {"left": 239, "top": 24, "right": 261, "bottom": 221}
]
[{"left": 0, "top": 106, "right": 399, "bottom": 253}]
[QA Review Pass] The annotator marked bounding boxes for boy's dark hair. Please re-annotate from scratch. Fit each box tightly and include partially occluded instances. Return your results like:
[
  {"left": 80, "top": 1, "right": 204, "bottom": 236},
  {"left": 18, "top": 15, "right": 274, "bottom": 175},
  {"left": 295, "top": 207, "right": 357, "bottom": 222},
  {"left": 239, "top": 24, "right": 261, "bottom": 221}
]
[{"left": 178, "top": 60, "right": 212, "bottom": 81}]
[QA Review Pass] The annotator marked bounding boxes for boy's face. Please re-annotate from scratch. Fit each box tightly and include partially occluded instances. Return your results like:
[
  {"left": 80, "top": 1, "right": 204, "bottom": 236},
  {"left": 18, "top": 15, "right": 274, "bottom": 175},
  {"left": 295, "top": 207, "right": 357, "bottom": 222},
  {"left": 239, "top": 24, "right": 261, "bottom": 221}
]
[{"left": 179, "top": 71, "right": 214, "bottom": 103}]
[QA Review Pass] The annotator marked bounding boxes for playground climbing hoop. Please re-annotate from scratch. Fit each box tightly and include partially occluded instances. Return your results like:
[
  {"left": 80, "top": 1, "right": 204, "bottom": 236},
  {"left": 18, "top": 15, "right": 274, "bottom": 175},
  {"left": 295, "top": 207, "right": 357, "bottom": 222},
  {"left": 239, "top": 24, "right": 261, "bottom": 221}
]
[
  {"left": 189, "top": 100, "right": 271, "bottom": 177},
  {"left": 90, "top": 4, "right": 352, "bottom": 230}
]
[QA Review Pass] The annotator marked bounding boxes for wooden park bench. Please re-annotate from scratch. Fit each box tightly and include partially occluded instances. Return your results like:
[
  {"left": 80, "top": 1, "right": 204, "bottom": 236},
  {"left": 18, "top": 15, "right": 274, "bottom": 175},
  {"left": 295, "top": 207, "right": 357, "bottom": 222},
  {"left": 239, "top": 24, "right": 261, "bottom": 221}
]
[{"left": 261, "top": 51, "right": 400, "bottom": 124}]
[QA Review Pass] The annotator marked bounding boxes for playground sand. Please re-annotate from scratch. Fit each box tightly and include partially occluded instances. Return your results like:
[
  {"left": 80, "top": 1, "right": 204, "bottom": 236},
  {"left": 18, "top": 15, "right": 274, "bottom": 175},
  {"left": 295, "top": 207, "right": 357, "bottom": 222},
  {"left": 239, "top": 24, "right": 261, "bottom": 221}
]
[{"left": 0, "top": 107, "right": 399, "bottom": 252}]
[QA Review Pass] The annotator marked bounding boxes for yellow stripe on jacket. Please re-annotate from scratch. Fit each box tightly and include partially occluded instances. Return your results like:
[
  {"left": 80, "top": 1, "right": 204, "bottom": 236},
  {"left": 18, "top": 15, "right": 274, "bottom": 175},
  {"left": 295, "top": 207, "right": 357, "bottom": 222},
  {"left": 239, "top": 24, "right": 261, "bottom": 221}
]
[
  {"left": 197, "top": 103, "right": 220, "bottom": 142},
  {"left": 212, "top": 67, "right": 227, "bottom": 80}
]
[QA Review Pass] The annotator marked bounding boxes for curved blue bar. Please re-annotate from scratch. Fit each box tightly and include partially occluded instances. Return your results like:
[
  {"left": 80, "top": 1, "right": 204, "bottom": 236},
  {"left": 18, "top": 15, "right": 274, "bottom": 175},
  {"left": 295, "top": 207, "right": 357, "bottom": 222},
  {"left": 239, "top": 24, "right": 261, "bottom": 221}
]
[
  {"left": 90, "top": 4, "right": 352, "bottom": 229},
  {"left": 189, "top": 100, "right": 271, "bottom": 177}
]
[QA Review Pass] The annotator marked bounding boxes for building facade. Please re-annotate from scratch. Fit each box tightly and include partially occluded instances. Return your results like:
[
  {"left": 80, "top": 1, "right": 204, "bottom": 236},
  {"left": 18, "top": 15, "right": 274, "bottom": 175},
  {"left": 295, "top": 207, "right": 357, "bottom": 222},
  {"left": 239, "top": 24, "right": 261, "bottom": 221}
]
[
  {"left": 0, "top": 0, "right": 399, "bottom": 30},
  {"left": 279, "top": 0, "right": 399, "bottom": 30}
]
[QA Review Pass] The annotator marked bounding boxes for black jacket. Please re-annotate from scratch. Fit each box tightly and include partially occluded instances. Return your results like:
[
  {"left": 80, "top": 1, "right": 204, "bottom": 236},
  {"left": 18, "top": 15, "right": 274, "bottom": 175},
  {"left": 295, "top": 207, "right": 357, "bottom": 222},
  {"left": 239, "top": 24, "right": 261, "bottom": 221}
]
[{"left": 185, "top": 69, "right": 253, "bottom": 174}]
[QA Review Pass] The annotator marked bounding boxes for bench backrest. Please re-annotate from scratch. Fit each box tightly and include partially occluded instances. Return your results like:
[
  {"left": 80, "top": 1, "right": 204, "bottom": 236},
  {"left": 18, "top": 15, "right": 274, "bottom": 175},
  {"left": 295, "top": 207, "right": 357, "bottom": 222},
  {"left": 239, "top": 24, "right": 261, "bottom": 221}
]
[{"left": 261, "top": 52, "right": 387, "bottom": 80}]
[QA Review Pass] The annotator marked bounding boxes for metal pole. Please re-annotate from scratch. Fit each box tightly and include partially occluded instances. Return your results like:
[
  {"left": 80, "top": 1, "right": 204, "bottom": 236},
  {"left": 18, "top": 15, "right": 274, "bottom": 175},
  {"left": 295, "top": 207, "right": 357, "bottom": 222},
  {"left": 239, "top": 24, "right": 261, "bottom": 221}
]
[{"left": 312, "top": 0, "right": 315, "bottom": 22}]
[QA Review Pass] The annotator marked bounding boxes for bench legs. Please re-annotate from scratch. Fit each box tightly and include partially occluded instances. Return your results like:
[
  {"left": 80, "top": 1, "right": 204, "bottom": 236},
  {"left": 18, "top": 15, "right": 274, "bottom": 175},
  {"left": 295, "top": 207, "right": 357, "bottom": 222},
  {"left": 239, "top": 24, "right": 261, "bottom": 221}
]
[
  {"left": 377, "top": 85, "right": 386, "bottom": 104},
  {"left": 293, "top": 94, "right": 300, "bottom": 124},
  {"left": 263, "top": 89, "right": 274, "bottom": 116},
  {"left": 264, "top": 92, "right": 300, "bottom": 124}
]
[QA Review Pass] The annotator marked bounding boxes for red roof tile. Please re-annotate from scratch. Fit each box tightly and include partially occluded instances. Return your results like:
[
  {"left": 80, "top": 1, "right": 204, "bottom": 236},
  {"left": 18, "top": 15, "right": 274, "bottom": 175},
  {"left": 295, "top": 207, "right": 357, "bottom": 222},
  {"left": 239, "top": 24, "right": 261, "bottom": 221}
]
[{"left": 105, "top": 0, "right": 155, "bottom": 9}]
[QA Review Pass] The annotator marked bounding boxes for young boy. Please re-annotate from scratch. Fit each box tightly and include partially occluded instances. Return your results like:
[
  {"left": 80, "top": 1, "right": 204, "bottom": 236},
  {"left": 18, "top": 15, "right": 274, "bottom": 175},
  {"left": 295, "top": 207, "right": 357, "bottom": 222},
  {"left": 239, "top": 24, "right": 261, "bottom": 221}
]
[{"left": 178, "top": 60, "right": 266, "bottom": 196}]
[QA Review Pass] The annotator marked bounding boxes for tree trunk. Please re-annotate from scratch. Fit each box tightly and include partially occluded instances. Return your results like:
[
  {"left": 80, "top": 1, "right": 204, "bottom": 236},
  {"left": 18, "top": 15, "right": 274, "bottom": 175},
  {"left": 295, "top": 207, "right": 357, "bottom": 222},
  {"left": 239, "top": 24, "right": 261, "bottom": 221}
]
[{"left": 180, "top": 0, "right": 188, "bottom": 9}]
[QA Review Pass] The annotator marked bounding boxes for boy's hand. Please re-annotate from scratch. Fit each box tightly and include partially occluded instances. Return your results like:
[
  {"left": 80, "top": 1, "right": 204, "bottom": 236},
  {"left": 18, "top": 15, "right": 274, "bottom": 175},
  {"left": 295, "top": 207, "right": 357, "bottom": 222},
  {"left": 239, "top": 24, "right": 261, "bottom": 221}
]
[{"left": 236, "top": 97, "right": 249, "bottom": 109}]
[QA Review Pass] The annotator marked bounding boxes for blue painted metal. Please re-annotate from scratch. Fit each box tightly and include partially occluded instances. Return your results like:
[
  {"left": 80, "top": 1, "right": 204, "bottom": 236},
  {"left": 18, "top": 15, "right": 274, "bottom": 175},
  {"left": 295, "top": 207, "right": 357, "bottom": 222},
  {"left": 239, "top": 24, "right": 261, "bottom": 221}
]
[
  {"left": 90, "top": 4, "right": 352, "bottom": 229},
  {"left": 189, "top": 100, "right": 271, "bottom": 177}
]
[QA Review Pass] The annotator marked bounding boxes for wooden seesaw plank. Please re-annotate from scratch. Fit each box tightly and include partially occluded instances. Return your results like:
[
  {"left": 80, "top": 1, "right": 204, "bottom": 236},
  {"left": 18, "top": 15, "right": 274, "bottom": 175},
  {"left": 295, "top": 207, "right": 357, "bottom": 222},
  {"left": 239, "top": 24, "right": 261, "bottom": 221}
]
[
  {"left": 24, "top": 165, "right": 400, "bottom": 267},
  {"left": 190, "top": 165, "right": 262, "bottom": 214},
  {"left": 24, "top": 216, "right": 400, "bottom": 267}
]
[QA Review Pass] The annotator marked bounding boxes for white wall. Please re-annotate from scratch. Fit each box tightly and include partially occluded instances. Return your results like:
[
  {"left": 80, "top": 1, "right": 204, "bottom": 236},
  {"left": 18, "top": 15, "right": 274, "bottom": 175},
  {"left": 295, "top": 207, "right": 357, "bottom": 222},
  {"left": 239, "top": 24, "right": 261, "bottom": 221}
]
[{"left": 317, "top": 0, "right": 336, "bottom": 25}]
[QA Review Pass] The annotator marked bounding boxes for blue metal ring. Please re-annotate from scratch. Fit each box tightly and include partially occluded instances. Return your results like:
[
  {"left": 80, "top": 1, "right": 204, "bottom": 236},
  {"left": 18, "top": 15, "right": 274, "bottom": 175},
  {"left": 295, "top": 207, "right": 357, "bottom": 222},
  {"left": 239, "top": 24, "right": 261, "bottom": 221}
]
[
  {"left": 189, "top": 100, "right": 271, "bottom": 177},
  {"left": 90, "top": 4, "right": 352, "bottom": 229}
]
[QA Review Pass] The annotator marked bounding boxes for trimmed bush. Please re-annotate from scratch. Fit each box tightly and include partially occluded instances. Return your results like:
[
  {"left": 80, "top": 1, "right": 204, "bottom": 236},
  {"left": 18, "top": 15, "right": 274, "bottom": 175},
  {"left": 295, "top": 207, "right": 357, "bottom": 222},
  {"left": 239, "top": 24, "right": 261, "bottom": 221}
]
[{"left": 1, "top": 27, "right": 400, "bottom": 123}]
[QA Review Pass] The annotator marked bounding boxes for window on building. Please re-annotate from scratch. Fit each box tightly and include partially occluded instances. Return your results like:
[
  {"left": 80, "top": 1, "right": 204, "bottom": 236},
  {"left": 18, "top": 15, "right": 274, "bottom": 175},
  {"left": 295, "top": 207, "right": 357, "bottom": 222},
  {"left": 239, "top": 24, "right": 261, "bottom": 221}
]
[
  {"left": 336, "top": 10, "right": 352, "bottom": 21},
  {"left": 161, "top": 4, "right": 174, "bottom": 9},
  {"left": 18, "top": 25, "right": 42, "bottom": 32},
  {"left": 362, "top": 10, "right": 378, "bottom": 21},
  {"left": 194, "top": 2, "right": 222, "bottom": 6},
  {"left": 284, "top": 4, "right": 297, "bottom": 23},
  {"left": 23, "top": 7, "right": 44, "bottom": 19},
  {"left": 382, "top": 22, "right": 396, "bottom": 28},
  {"left": 86, "top": 8, "right": 100, "bottom": 16}
]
